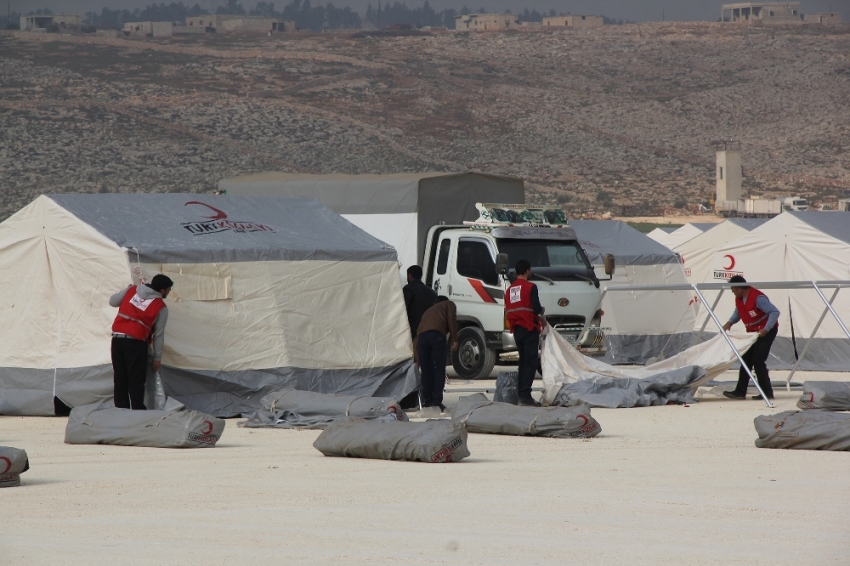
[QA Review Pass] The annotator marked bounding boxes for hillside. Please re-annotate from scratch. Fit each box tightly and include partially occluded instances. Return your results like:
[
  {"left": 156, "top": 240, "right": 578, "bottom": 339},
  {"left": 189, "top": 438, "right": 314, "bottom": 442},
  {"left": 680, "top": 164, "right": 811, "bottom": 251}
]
[{"left": 1, "top": 23, "right": 849, "bottom": 220}]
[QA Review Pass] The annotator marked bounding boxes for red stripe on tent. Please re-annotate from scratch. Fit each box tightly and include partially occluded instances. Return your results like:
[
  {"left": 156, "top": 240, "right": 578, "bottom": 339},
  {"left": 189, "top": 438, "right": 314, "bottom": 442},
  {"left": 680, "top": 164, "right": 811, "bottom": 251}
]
[{"left": 468, "top": 278, "right": 496, "bottom": 303}]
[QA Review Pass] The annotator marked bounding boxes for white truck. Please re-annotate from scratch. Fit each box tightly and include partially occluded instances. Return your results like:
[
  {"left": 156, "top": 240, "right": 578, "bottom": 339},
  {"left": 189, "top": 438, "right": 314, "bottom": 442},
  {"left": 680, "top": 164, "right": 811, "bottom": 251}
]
[
  {"left": 783, "top": 197, "right": 808, "bottom": 211},
  {"left": 421, "top": 204, "right": 613, "bottom": 379}
]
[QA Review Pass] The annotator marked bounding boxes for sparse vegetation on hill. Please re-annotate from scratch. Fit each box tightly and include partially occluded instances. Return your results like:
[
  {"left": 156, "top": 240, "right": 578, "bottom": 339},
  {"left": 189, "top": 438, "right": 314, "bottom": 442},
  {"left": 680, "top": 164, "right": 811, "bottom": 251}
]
[{"left": 0, "top": 22, "right": 848, "bottom": 221}]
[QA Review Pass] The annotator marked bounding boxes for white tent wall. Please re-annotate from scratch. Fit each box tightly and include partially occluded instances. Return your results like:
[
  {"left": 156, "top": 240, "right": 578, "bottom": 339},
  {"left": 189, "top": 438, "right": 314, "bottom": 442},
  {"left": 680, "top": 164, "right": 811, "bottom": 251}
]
[
  {"left": 340, "top": 213, "right": 418, "bottom": 271},
  {"left": 0, "top": 197, "right": 129, "bottom": 415},
  {"left": 711, "top": 213, "right": 850, "bottom": 370},
  {"left": 598, "top": 264, "right": 697, "bottom": 363}
]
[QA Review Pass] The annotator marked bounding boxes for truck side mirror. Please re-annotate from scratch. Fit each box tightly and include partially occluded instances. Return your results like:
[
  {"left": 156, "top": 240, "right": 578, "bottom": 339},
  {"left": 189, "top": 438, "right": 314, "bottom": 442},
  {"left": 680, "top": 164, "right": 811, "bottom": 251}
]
[
  {"left": 495, "top": 253, "right": 509, "bottom": 274},
  {"left": 603, "top": 254, "right": 615, "bottom": 279}
]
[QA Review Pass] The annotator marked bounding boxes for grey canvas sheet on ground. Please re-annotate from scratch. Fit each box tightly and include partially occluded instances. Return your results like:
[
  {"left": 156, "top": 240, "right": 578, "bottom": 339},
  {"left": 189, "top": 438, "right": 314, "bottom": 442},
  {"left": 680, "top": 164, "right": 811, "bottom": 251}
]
[
  {"left": 239, "top": 389, "right": 408, "bottom": 430},
  {"left": 754, "top": 411, "right": 850, "bottom": 451},
  {"left": 451, "top": 393, "right": 601, "bottom": 438},
  {"left": 0, "top": 446, "right": 29, "bottom": 487},
  {"left": 551, "top": 366, "right": 706, "bottom": 408},
  {"left": 65, "top": 402, "right": 225, "bottom": 448},
  {"left": 797, "top": 382, "right": 850, "bottom": 411},
  {"left": 313, "top": 417, "right": 470, "bottom": 462}
]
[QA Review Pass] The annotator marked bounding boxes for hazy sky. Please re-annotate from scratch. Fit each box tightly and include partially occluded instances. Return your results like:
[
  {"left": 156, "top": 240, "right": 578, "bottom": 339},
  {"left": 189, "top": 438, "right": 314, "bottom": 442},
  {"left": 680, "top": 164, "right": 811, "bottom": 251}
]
[{"left": 12, "top": 0, "right": 848, "bottom": 21}]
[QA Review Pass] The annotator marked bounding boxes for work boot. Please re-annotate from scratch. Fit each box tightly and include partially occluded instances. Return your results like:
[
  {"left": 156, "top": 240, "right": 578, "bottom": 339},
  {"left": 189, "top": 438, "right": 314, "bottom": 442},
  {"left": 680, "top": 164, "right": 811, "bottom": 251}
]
[
  {"left": 751, "top": 394, "right": 775, "bottom": 401},
  {"left": 517, "top": 396, "right": 541, "bottom": 407},
  {"left": 722, "top": 391, "right": 746, "bottom": 400}
]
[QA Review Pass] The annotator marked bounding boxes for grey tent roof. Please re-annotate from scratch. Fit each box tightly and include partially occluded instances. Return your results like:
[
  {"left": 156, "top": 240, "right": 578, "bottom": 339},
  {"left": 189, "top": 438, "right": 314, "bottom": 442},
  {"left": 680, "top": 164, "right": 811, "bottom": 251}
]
[
  {"left": 789, "top": 211, "right": 850, "bottom": 245},
  {"left": 691, "top": 222, "right": 719, "bottom": 232},
  {"left": 218, "top": 171, "right": 524, "bottom": 215},
  {"left": 48, "top": 194, "right": 397, "bottom": 264},
  {"left": 727, "top": 218, "right": 769, "bottom": 231},
  {"left": 570, "top": 220, "right": 680, "bottom": 265},
  {"left": 659, "top": 226, "right": 678, "bottom": 233}
]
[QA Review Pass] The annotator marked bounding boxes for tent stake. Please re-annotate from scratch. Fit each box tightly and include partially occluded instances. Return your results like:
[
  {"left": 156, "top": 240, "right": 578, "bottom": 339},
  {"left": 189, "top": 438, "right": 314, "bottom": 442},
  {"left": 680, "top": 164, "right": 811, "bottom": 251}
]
[{"left": 692, "top": 285, "right": 773, "bottom": 408}]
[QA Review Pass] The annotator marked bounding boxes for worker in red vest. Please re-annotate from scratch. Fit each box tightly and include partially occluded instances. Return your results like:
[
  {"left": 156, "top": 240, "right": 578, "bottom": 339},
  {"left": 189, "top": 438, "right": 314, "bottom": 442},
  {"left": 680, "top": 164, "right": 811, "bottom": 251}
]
[
  {"left": 722, "top": 275, "right": 780, "bottom": 401},
  {"left": 505, "top": 259, "right": 545, "bottom": 406},
  {"left": 109, "top": 274, "right": 173, "bottom": 410}
]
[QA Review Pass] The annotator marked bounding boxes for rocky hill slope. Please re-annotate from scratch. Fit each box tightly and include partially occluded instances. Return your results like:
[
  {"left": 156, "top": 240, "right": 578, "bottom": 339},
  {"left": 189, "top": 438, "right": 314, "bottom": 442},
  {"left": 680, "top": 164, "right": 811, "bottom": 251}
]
[{"left": 1, "top": 23, "right": 849, "bottom": 220}]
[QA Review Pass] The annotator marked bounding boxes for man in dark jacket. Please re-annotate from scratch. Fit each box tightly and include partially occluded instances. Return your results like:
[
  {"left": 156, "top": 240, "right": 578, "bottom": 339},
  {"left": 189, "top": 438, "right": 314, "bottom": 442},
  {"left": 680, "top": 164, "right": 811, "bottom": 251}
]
[
  {"left": 402, "top": 265, "right": 437, "bottom": 340},
  {"left": 416, "top": 296, "right": 459, "bottom": 411}
]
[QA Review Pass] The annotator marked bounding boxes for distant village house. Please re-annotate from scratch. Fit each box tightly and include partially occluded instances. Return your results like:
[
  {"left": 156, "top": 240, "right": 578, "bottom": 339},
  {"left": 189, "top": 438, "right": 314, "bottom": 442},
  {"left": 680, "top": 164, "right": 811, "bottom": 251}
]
[
  {"left": 184, "top": 15, "right": 285, "bottom": 33},
  {"left": 542, "top": 15, "right": 604, "bottom": 28},
  {"left": 20, "top": 14, "right": 80, "bottom": 32},
  {"left": 123, "top": 21, "right": 173, "bottom": 37},
  {"left": 721, "top": 2, "right": 803, "bottom": 24},
  {"left": 455, "top": 14, "right": 519, "bottom": 31}
]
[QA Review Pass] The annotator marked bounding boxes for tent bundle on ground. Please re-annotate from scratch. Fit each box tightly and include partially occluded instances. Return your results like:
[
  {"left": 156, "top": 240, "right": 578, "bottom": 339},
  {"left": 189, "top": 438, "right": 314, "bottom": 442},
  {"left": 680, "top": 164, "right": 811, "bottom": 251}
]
[
  {"left": 709, "top": 212, "right": 850, "bottom": 370},
  {"left": 570, "top": 220, "right": 696, "bottom": 363},
  {"left": 0, "top": 194, "right": 416, "bottom": 417},
  {"left": 218, "top": 172, "right": 525, "bottom": 275}
]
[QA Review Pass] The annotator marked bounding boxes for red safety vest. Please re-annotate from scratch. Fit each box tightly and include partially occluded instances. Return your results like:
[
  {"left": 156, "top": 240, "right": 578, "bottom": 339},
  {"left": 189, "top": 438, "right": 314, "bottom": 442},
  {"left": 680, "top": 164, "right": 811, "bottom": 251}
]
[
  {"left": 735, "top": 287, "right": 774, "bottom": 333},
  {"left": 505, "top": 278, "right": 539, "bottom": 333},
  {"left": 111, "top": 285, "right": 166, "bottom": 342}
]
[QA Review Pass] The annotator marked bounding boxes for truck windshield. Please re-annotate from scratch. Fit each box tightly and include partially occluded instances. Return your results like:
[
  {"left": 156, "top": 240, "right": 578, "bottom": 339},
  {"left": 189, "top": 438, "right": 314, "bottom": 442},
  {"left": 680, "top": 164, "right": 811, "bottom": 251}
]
[{"left": 496, "top": 239, "right": 592, "bottom": 270}]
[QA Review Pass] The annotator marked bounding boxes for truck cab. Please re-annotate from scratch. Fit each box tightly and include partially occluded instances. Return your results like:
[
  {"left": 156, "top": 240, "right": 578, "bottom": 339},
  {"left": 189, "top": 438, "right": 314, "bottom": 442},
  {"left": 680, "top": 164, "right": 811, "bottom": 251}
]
[{"left": 421, "top": 204, "right": 608, "bottom": 380}]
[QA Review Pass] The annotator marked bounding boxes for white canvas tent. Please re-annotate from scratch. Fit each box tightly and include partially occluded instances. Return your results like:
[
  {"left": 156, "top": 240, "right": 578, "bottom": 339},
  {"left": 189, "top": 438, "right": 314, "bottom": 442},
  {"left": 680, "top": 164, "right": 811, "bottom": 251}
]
[
  {"left": 0, "top": 194, "right": 415, "bottom": 417},
  {"left": 218, "top": 172, "right": 525, "bottom": 275},
  {"left": 710, "top": 212, "right": 850, "bottom": 370},
  {"left": 570, "top": 220, "right": 696, "bottom": 363},
  {"left": 676, "top": 218, "right": 768, "bottom": 285}
]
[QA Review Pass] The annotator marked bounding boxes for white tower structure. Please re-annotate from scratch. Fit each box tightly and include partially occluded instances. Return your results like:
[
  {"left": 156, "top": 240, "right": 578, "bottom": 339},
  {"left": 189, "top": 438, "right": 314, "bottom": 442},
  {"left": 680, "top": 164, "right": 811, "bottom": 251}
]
[{"left": 716, "top": 142, "right": 742, "bottom": 211}]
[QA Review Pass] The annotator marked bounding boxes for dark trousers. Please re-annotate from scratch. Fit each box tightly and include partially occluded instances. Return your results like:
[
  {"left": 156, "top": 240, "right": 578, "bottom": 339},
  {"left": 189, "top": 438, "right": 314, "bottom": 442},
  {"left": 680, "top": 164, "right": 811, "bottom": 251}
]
[
  {"left": 734, "top": 325, "right": 778, "bottom": 398},
  {"left": 111, "top": 336, "right": 149, "bottom": 410},
  {"left": 417, "top": 330, "right": 447, "bottom": 407},
  {"left": 513, "top": 325, "right": 540, "bottom": 400}
]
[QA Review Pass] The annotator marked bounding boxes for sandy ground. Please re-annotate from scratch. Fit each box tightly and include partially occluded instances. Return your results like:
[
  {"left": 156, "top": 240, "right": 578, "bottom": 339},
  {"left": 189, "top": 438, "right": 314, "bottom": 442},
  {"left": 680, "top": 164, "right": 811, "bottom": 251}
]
[{"left": 3, "top": 369, "right": 849, "bottom": 565}]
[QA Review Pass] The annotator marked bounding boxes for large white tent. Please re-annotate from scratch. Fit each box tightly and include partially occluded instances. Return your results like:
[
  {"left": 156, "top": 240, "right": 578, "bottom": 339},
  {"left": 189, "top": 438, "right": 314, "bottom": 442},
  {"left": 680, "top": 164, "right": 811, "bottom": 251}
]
[
  {"left": 570, "top": 220, "right": 696, "bottom": 363},
  {"left": 0, "top": 194, "right": 415, "bottom": 416},
  {"left": 710, "top": 212, "right": 850, "bottom": 370},
  {"left": 676, "top": 218, "right": 768, "bottom": 286}
]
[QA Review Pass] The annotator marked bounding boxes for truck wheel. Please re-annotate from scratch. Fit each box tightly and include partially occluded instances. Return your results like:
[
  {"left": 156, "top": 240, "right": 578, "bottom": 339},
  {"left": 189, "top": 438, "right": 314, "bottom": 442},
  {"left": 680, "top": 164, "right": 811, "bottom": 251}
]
[{"left": 452, "top": 327, "right": 497, "bottom": 380}]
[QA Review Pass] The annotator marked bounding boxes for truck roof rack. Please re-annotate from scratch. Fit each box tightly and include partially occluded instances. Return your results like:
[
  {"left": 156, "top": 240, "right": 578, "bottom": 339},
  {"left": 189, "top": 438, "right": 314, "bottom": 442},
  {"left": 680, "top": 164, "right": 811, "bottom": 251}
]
[{"left": 467, "top": 203, "right": 570, "bottom": 227}]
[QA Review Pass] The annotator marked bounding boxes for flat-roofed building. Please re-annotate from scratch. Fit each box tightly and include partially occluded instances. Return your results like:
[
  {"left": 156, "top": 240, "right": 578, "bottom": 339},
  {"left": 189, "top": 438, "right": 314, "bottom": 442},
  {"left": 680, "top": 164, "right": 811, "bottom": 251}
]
[
  {"left": 185, "top": 15, "right": 275, "bottom": 32},
  {"left": 455, "top": 13, "right": 519, "bottom": 31},
  {"left": 123, "top": 21, "right": 173, "bottom": 37},
  {"left": 721, "top": 2, "right": 802, "bottom": 24},
  {"left": 803, "top": 12, "right": 841, "bottom": 24},
  {"left": 20, "top": 14, "right": 80, "bottom": 31},
  {"left": 542, "top": 15, "right": 604, "bottom": 28}
]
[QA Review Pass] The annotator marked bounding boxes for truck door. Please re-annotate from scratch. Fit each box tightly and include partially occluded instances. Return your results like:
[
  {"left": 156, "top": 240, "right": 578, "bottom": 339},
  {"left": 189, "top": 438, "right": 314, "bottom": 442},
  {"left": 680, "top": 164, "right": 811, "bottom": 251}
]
[
  {"left": 430, "top": 236, "right": 452, "bottom": 297},
  {"left": 451, "top": 237, "right": 504, "bottom": 325}
]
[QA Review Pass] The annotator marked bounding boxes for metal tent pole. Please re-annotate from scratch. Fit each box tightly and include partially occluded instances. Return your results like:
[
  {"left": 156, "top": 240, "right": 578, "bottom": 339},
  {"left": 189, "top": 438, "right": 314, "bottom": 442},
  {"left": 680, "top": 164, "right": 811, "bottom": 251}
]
[
  {"left": 812, "top": 282, "right": 850, "bottom": 340},
  {"left": 692, "top": 288, "right": 725, "bottom": 347},
  {"left": 692, "top": 285, "right": 773, "bottom": 408},
  {"left": 785, "top": 286, "right": 839, "bottom": 390}
]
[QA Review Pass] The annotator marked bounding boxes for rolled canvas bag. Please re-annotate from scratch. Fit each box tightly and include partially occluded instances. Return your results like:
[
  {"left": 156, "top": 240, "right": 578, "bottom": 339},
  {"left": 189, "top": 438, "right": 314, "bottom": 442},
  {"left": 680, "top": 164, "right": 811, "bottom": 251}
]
[
  {"left": 0, "top": 446, "right": 30, "bottom": 487},
  {"left": 313, "top": 417, "right": 470, "bottom": 463},
  {"left": 451, "top": 393, "right": 601, "bottom": 438},
  {"left": 797, "top": 381, "right": 850, "bottom": 411},
  {"left": 241, "top": 389, "right": 407, "bottom": 429},
  {"left": 754, "top": 410, "right": 850, "bottom": 451},
  {"left": 65, "top": 402, "right": 225, "bottom": 448}
]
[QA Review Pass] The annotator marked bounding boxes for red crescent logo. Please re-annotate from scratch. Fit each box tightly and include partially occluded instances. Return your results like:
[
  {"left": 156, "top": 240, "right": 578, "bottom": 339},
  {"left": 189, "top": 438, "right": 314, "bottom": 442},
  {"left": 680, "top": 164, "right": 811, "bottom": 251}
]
[
  {"left": 577, "top": 415, "right": 589, "bottom": 426},
  {"left": 185, "top": 201, "right": 228, "bottom": 221},
  {"left": 809, "top": 393, "right": 814, "bottom": 402},
  {"left": 723, "top": 255, "right": 735, "bottom": 270},
  {"left": 0, "top": 456, "right": 11, "bottom": 474},
  {"left": 201, "top": 420, "right": 214, "bottom": 435}
]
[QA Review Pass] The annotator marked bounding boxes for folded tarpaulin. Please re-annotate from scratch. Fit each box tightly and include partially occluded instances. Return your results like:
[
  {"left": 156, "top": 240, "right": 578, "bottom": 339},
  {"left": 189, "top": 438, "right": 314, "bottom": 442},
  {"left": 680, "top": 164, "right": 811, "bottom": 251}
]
[
  {"left": 65, "top": 402, "right": 225, "bottom": 448},
  {"left": 239, "top": 389, "right": 408, "bottom": 429},
  {"left": 797, "top": 382, "right": 850, "bottom": 411},
  {"left": 0, "top": 446, "right": 29, "bottom": 487},
  {"left": 755, "top": 411, "right": 850, "bottom": 451},
  {"left": 313, "top": 417, "right": 470, "bottom": 462},
  {"left": 451, "top": 393, "right": 601, "bottom": 438},
  {"left": 551, "top": 366, "right": 706, "bottom": 408},
  {"left": 541, "top": 325, "right": 756, "bottom": 405}
]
